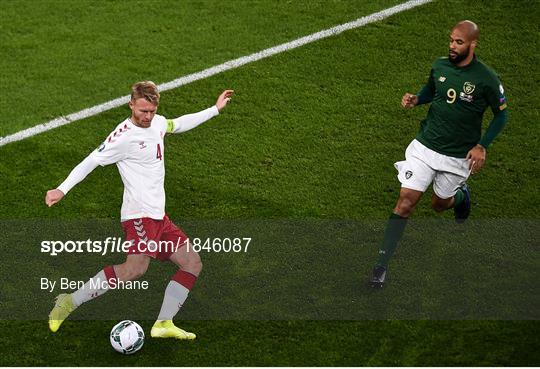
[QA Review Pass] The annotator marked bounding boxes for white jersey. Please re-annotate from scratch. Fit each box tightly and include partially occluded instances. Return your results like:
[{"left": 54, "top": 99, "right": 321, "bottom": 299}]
[
  {"left": 94, "top": 115, "right": 168, "bottom": 220},
  {"left": 58, "top": 106, "right": 219, "bottom": 220}
]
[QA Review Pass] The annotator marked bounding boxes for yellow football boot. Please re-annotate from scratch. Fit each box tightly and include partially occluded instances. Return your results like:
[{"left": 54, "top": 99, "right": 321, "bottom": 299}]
[
  {"left": 48, "top": 293, "right": 76, "bottom": 332},
  {"left": 150, "top": 320, "right": 196, "bottom": 340}
]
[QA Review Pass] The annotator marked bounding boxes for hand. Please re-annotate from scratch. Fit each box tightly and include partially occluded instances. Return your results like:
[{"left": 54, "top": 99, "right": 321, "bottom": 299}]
[
  {"left": 401, "top": 93, "right": 418, "bottom": 108},
  {"left": 45, "top": 189, "right": 65, "bottom": 207},
  {"left": 466, "top": 144, "right": 487, "bottom": 174},
  {"left": 215, "top": 90, "right": 234, "bottom": 111}
]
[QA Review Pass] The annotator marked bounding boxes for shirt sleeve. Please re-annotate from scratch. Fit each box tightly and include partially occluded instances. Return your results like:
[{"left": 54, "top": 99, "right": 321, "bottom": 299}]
[
  {"left": 166, "top": 106, "right": 219, "bottom": 134},
  {"left": 57, "top": 155, "right": 100, "bottom": 195},
  {"left": 477, "top": 73, "right": 508, "bottom": 149},
  {"left": 416, "top": 66, "right": 436, "bottom": 105},
  {"left": 56, "top": 130, "right": 129, "bottom": 194},
  {"left": 478, "top": 109, "right": 508, "bottom": 149},
  {"left": 484, "top": 74, "right": 508, "bottom": 115},
  {"left": 89, "top": 131, "right": 129, "bottom": 166}
]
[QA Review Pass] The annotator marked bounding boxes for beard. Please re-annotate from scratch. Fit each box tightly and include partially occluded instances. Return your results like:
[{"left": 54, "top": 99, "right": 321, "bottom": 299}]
[{"left": 449, "top": 46, "right": 470, "bottom": 64}]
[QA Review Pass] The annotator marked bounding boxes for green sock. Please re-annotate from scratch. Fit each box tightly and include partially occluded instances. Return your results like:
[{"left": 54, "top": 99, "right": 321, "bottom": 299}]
[
  {"left": 454, "top": 189, "right": 465, "bottom": 208},
  {"left": 376, "top": 213, "right": 408, "bottom": 268}
]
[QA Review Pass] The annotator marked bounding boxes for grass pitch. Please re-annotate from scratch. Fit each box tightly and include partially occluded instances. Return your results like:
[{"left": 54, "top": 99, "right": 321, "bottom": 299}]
[{"left": 0, "top": 0, "right": 539, "bottom": 366}]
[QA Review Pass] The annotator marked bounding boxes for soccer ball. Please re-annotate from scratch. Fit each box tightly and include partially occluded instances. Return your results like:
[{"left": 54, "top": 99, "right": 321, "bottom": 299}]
[{"left": 110, "top": 320, "right": 145, "bottom": 354}]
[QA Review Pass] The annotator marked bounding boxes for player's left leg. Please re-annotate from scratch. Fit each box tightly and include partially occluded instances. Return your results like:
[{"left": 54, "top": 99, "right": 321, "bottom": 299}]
[
  {"left": 431, "top": 193, "right": 454, "bottom": 212},
  {"left": 433, "top": 169, "right": 471, "bottom": 223},
  {"left": 151, "top": 217, "right": 199, "bottom": 340},
  {"left": 453, "top": 183, "right": 471, "bottom": 223}
]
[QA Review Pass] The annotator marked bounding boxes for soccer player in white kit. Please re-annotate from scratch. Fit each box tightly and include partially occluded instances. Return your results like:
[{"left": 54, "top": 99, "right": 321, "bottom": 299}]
[{"left": 46, "top": 81, "right": 234, "bottom": 339}]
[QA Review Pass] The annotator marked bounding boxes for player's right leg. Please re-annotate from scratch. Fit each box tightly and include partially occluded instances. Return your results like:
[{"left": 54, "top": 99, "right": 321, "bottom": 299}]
[
  {"left": 370, "top": 188, "right": 423, "bottom": 288},
  {"left": 48, "top": 293, "right": 75, "bottom": 333},
  {"left": 49, "top": 218, "right": 158, "bottom": 332},
  {"left": 49, "top": 264, "right": 117, "bottom": 332},
  {"left": 371, "top": 140, "right": 433, "bottom": 288},
  {"left": 48, "top": 255, "right": 150, "bottom": 333}
]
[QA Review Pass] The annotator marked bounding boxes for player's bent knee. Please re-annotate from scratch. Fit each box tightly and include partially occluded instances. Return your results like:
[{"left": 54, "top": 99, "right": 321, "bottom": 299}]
[
  {"left": 195, "top": 258, "right": 203, "bottom": 272},
  {"left": 169, "top": 244, "right": 203, "bottom": 274},
  {"left": 431, "top": 195, "right": 452, "bottom": 213},
  {"left": 431, "top": 201, "right": 446, "bottom": 213},
  {"left": 186, "top": 258, "right": 203, "bottom": 275},
  {"left": 180, "top": 253, "right": 202, "bottom": 275}
]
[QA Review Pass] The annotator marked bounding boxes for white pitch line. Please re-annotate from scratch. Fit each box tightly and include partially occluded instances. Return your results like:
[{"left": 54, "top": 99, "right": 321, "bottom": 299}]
[{"left": 0, "top": 0, "right": 432, "bottom": 147}]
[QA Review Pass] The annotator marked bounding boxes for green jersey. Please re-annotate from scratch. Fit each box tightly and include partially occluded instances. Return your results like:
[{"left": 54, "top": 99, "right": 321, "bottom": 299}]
[{"left": 415, "top": 56, "right": 507, "bottom": 158}]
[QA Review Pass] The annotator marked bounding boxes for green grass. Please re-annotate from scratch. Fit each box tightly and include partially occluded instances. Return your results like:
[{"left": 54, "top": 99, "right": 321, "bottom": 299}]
[
  {"left": 0, "top": 0, "right": 401, "bottom": 137},
  {"left": 0, "top": 321, "right": 538, "bottom": 366},
  {"left": 0, "top": 0, "right": 539, "bottom": 366}
]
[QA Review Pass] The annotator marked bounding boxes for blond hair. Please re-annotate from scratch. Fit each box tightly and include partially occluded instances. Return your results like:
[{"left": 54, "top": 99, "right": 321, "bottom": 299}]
[{"left": 130, "top": 81, "right": 160, "bottom": 105}]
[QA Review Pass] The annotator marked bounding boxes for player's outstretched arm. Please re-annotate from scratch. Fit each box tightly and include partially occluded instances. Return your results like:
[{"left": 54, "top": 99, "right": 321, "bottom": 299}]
[
  {"left": 168, "top": 90, "right": 234, "bottom": 134},
  {"left": 45, "top": 155, "right": 100, "bottom": 207}
]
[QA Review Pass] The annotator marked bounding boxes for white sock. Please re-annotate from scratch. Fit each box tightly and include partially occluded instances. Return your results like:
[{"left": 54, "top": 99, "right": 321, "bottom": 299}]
[
  {"left": 157, "top": 280, "right": 190, "bottom": 321},
  {"left": 71, "top": 269, "right": 113, "bottom": 307}
]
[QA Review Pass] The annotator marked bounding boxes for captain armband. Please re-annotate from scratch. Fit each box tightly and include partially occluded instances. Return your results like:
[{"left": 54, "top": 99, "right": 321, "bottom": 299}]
[{"left": 166, "top": 119, "right": 175, "bottom": 134}]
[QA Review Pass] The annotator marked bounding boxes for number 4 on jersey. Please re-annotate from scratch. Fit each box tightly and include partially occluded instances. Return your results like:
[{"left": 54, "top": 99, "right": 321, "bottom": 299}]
[{"left": 156, "top": 143, "right": 162, "bottom": 160}]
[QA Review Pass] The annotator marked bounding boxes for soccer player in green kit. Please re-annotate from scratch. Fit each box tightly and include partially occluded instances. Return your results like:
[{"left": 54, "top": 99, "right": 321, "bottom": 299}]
[{"left": 370, "top": 20, "right": 509, "bottom": 287}]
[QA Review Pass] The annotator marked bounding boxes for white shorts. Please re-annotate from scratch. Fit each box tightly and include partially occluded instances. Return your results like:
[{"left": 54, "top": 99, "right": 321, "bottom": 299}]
[{"left": 394, "top": 139, "right": 471, "bottom": 199}]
